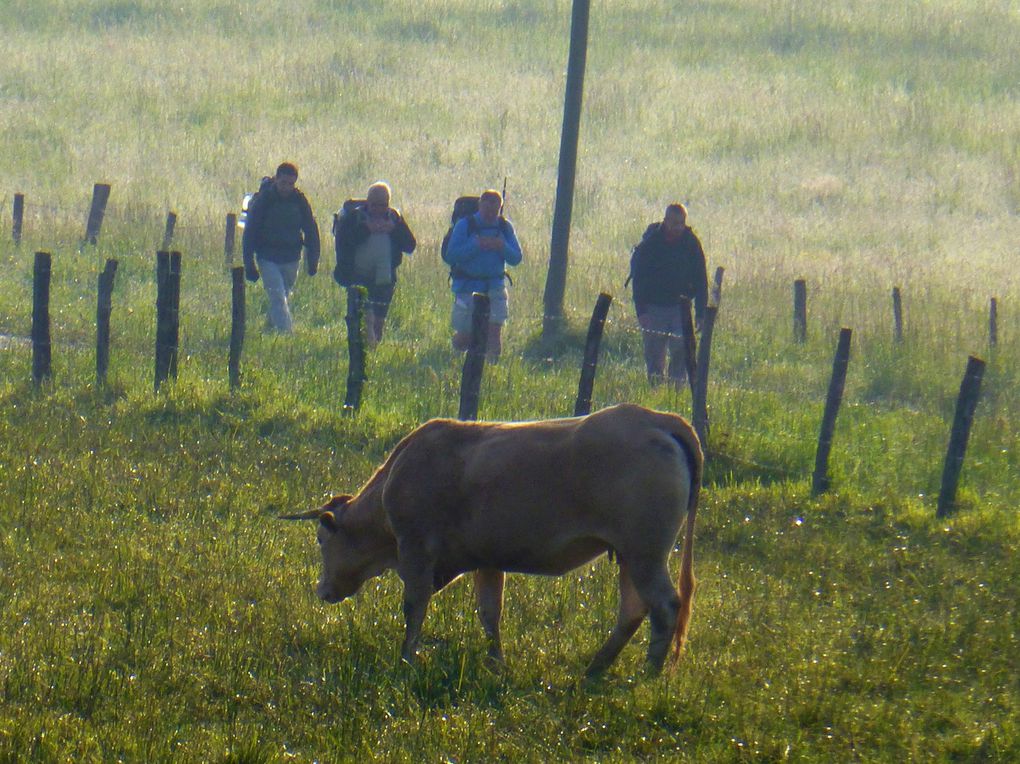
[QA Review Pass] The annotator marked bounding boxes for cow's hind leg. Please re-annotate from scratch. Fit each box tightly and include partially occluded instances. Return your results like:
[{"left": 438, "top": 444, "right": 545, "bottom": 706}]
[
  {"left": 474, "top": 568, "right": 505, "bottom": 663},
  {"left": 629, "top": 562, "right": 681, "bottom": 675},
  {"left": 397, "top": 544, "right": 436, "bottom": 665},
  {"left": 584, "top": 564, "right": 648, "bottom": 678}
]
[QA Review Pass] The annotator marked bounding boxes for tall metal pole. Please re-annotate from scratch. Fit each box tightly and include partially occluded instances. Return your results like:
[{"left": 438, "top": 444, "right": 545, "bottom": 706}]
[{"left": 542, "top": 0, "right": 590, "bottom": 341}]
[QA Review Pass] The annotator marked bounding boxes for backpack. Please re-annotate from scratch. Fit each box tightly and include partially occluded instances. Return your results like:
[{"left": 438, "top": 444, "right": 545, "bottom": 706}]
[
  {"left": 332, "top": 198, "right": 367, "bottom": 239},
  {"left": 440, "top": 196, "right": 481, "bottom": 263},
  {"left": 238, "top": 176, "right": 274, "bottom": 229}
]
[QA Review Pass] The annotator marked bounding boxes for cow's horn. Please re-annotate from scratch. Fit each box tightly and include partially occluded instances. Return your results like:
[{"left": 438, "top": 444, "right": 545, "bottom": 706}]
[{"left": 278, "top": 508, "right": 322, "bottom": 521}]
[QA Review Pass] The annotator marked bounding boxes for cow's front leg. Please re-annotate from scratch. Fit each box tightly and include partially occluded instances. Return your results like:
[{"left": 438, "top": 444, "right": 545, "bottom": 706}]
[
  {"left": 397, "top": 544, "right": 436, "bottom": 665},
  {"left": 474, "top": 568, "right": 505, "bottom": 664}
]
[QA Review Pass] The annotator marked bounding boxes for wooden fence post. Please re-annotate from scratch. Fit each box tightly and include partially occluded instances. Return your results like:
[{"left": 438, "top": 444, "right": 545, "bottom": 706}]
[
  {"left": 162, "top": 211, "right": 177, "bottom": 251},
  {"left": 458, "top": 293, "right": 490, "bottom": 421},
  {"left": 711, "top": 266, "right": 725, "bottom": 306},
  {"left": 812, "top": 328, "right": 853, "bottom": 496},
  {"left": 674, "top": 296, "right": 697, "bottom": 396},
  {"left": 989, "top": 298, "right": 997, "bottom": 349},
  {"left": 168, "top": 251, "right": 181, "bottom": 381},
  {"left": 96, "top": 258, "right": 119, "bottom": 386},
  {"left": 342, "top": 286, "right": 367, "bottom": 412},
  {"left": 892, "top": 286, "right": 903, "bottom": 343},
  {"left": 13, "top": 193, "right": 24, "bottom": 245},
  {"left": 573, "top": 292, "right": 612, "bottom": 416},
  {"left": 692, "top": 304, "right": 719, "bottom": 449},
  {"left": 793, "top": 279, "right": 807, "bottom": 343},
  {"left": 154, "top": 251, "right": 171, "bottom": 391},
  {"left": 82, "top": 183, "right": 111, "bottom": 248},
  {"left": 31, "top": 252, "right": 52, "bottom": 385},
  {"left": 937, "top": 356, "right": 986, "bottom": 518},
  {"left": 224, "top": 213, "right": 237, "bottom": 267},
  {"left": 229, "top": 266, "right": 245, "bottom": 390}
]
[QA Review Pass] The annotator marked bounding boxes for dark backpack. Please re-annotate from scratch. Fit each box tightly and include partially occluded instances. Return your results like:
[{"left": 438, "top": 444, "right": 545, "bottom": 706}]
[
  {"left": 332, "top": 198, "right": 367, "bottom": 239},
  {"left": 440, "top": 196, "right": 481, "bottom": 263},
  {"left": 238, "top": 176, "right": 274, "bottom": 229}
]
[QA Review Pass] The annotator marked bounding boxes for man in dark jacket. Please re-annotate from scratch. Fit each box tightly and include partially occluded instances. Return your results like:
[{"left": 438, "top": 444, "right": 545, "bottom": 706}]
[
  {"left": 629, "top": 203, "right": 708, "bottom": 386},
  {"left": 242, "top": 162, "right": 320, "bottom": 333},
  {"left": 333, "top": 181, "right": 416, "bottom": 346}
]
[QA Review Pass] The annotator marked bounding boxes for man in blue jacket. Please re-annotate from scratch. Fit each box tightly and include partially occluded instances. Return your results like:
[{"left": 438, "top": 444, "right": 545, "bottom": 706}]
[
  {"left": 444, "top": 189, "right": 523, "bottom": 363},
  {"left": 242, "top": 162, "right": 320, "bottom": 333}
]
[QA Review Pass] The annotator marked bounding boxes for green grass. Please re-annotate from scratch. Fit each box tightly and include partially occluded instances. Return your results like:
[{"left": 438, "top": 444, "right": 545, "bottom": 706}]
[{"left": 1, "top": 0, "right": 1019, "bottom": 760}]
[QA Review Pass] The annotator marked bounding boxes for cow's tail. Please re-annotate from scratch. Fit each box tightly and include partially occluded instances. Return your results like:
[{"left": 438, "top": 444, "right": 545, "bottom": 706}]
[{"left": 669, "top": 418, "right": 703, "bottom": 666}]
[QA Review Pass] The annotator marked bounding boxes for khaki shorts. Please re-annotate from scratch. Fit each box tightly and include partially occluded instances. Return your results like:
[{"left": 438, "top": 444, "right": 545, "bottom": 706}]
[{"left": 452, "top": 287, "right": 509, "bottom": 332}]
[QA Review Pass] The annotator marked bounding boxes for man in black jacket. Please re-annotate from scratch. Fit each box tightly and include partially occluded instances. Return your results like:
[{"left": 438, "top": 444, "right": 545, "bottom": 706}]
[
  {"left": 333, "top": 181, "right": 416, "bottom": 346},
  {"left": 629, "top": 203, "right": 708, "bottom": 386},
  {"left": 242, "top": 162, "right": 320, "bottom": 333}
]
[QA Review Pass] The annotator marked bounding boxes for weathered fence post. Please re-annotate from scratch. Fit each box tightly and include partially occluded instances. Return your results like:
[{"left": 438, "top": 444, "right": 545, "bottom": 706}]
[
  {"left": 13, "top": 193, "right": 24, "bottom": 245},
  {"left": 82, "top": 183, "right": 111, "bottom": 248},
  {"left": 812, "top": 328, "right": 853, "bottom": 496},
  {"left": 228, "top": 266, "right": 245, "bottom": 390},
  {"left": 31, "top": 252, "right": 52, "bottom": 385},
  {"left": 692, "top": 305, "right": 719, "bottom": 449},
  {"left": 458, "top": 293, "right": 491, "bottom": 421},
  {"left": 936, "top": 356, "right": 986, "bottom": 518},
  {"left": 224, "top": 213, "right": 237, "bottom": 267},
  {"left": 793, "top": 279, "right": 807, "bottom": 343},
  {"left": 96, "top": 258, "right": 119, "bottom": 386},
  {"left": 573, "top": 292, "right": 612, "bottom": 416},
  {"left": 342, "top": 286, "right": 368, "bottom": 412},
  {"left": 154, "top": 251, "right": 171, "bottom": 391},
  {"left": 675, "top": 296, "right": 697, "bottom": 396},
  {"left": 711, "top": 266, "right": 725, "bottom": 306},
  {"left": 162, "top": 211, "right": 177, "bottom": 251},
  {"left": 168, "top": 251, "right": 182, "bottom": 381},
  {"left": 892, "top": 286, "right": 903, "bottom": 343},
  {"left": 989, "top": 297, "right": 997, "bottom": 349}
]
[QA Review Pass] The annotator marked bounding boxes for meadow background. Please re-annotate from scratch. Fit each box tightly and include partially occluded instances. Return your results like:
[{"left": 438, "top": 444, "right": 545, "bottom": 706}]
[{"left": 1, "top": 0, "right": 1018, "bottom": 760}]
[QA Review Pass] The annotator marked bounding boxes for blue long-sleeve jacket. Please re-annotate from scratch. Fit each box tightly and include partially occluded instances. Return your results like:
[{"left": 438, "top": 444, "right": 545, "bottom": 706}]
[{"left": 444, "top": 212, "right": 522, "bottom": 294}]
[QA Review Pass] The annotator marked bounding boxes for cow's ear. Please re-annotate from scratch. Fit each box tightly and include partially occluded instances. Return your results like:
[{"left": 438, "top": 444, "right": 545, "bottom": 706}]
[
  {"left": 320, "top": 511, "right": 339, "bottom": 533},
  {"left": 326, "top": 494, "right": 354, "bottom": 512}
]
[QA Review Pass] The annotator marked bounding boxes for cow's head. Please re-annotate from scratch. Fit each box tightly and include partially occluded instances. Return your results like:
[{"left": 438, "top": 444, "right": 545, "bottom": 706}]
[{"left": 280, "top": 494, "right": 386, "bottom": 604}]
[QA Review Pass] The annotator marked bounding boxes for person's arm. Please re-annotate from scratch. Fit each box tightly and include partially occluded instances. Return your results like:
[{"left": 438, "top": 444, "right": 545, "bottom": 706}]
[
  {"left": 300, "top": 195, "right": 321, "bottom": 275},
  {"left": 499, "top": 220, "right": 523, "bottom": 267},
  {"left": 689, "top": 233, "right": 709, "bottom": 323},
  {"left": 241, "top": 195, "right": 265, "bottom": 281},
  {"left": 444, "top": 218, "right": 477, "bottom": 266},
  {"left": 392, "top": 211, "right": 417, "bottom": 255}
]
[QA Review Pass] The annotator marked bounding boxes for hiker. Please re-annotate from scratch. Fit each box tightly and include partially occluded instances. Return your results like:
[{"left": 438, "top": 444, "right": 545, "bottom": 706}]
[
  {"left": 241, "top": 162, "right": 321, "bottom": 333},
  {"left": 332, "top": 181, "right": 417, "bottom": 347},
  {"left": 444, "top": 189, "right": 522, "bottom": 363},
  {"left": 628, "top": 203, "right": 708, "bottom": 387}
]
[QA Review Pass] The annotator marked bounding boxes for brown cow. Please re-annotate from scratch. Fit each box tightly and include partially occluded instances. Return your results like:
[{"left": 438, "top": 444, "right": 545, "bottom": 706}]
[{"left": 282, "top": 403, "right": 703, "bottom": 676}]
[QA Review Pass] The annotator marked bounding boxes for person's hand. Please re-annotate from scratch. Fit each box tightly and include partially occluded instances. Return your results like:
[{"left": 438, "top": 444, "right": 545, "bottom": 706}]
[
  {"left": 245, "top": 263, "right": 260, "bottom": 282},
  {"left": 368, "top": 217, "right": 394, "bottom": 234},
  {"left": 479, "top": 235, "right": 503, "bottom": 252}
]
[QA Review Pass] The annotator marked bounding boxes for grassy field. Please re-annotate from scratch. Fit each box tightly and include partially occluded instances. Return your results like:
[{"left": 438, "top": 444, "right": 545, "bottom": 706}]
[{"left": 1, "top": 0, "right": 1019, "bottom": 760}]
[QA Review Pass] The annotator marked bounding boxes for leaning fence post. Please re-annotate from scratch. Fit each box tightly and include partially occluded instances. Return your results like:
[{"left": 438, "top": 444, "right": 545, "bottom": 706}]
[
  {"left": 224, "top": 213, "right": 237, "bottom": 267},
  {"left": 711, "top": 266, "right": 725, "bottom": 306},
  {"left": 793, "top": 279, "right": 807, "bottom": 343},
  {"left": 32, "top": 252, "right": 52, "bottom": 385},
  {"left": 82, "top": 183, "right": 111, "bottom": 249},
  {"left": 892, "top": 286, "right": 903, "bottom": 343},
  {"left": 154, "top": 251, "right": 171, "bottom": 391},
  {"left": 228, "top": 267, "right": 245, "bottom": 390},
  {"left": 812, "top": 328, "right": 853, "bottom": 496},
  {"left": 458, "top": 293, "right": 490, "bottom": 421},
  {"left": 989, "top": 298, "right": 997, "bottom": 349},
  {"left": 674, "top": 296, "right": 697, "bottom": 396},
  {"left": 574, "top": 292, "right": 612, "bottom": 416},
  {"left": 96, "top": 258, "right": 119, "bottom": 386},
  {"left": 936, "top": 356, "right": 986, "bottom": 518},
  {"left": 692, "top": 304, "right": 719, "bottom": 449},
  {"left": 342, "top": 286, "right": 368, "bottom": 412},
  {"left": 13, "top": 193, "right": 24, "bottom": 245},
  {"left": 162, "top": 211, "right": 177, "bottom": 251},
  {"left": 167, "top": 251, "right": 182, "bottom": 381}
]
